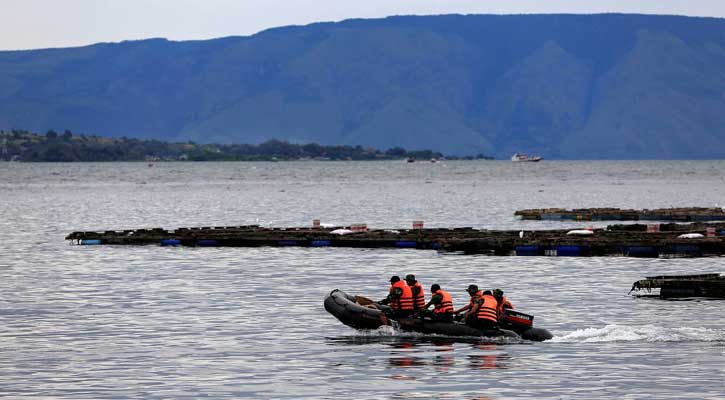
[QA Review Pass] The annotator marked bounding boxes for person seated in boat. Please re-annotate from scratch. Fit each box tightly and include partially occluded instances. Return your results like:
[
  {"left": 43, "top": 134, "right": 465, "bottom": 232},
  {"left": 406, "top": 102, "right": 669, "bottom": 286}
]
[
  {"left": 378, "top": 275, "right": 414, "bottom": 317},
  {"left": 466, "top": 290, "right": 499, "bottom": 330},
  {"left": 420, "top": 284, "right": 454, "bottom": 322},
  {"left": 492, "top": 288, "right": 514, "bottom": 318},
  {"left": 454, "top": 284, "right": 483, "bottom": 320},
  {"left": 404, "top": 274, "right": 426, "bottom": 312}
]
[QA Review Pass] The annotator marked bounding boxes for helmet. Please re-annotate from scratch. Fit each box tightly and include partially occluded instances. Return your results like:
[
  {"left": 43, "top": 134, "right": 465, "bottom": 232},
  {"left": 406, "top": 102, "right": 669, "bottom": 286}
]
[
  {"left": 493, "top": 288, "right": 504, "bottom": 297},
  {"left": 466, "top": 284, "right": 479, "bottom": 293},
  {"left": 405, "top": 274, "right": 416, "bottom": 282},
  {"left": 390, "top": 276, "right": 401, "bottom": 283}
]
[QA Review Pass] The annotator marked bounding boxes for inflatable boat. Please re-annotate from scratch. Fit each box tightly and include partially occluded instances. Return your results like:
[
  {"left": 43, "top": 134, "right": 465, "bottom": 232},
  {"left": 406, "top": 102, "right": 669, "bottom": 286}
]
[{"left": 324, "top": 289, "right": 553, "bottom": 342}]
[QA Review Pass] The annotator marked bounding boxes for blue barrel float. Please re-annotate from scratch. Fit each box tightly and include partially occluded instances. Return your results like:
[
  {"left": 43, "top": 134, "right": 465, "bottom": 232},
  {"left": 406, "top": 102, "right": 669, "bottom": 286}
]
[
  {"left": 540, "top": 213, "right": 562, "bottom": 221},
  {"left": 626, "top": 246, "right": 658, "bottom": 257},
  {"left": 395, "top": 241, "right": 418, "bottom": 248},
  {"left": 160, "top": 239, "right": 181, "bottom": 246},
  {"left": 671, "top": 245, "right": 701, "bottom": 256},
  {"left": 515, "top": 245, "right": 539, "bottom": 256},
  {"left": 80, "top": 239, "right": 102, "bottom": 245},
  {"left": 311, "top": 240, "right": 331, "bottom": 247},
  {"left": 555, "top": 245, "right": 582, "bottom": 256}
]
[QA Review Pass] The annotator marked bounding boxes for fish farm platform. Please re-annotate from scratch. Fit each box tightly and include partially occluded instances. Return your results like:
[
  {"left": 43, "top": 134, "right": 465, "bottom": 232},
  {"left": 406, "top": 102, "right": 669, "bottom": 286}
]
[
  {"left": 630, "top": 273, "right": 725, "bottom": 298},
  {"left": 515, "top": 207, "right": 725, "bottom": 221},
  {"left": 66, "top": 222, "right": 725, "bottom": 258}
]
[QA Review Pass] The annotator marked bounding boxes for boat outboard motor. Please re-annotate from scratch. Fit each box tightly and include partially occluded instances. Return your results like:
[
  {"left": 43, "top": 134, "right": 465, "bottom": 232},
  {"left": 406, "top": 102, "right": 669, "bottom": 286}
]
[{"left": 501, "top": 309, "right": 554, "bottom": 342}]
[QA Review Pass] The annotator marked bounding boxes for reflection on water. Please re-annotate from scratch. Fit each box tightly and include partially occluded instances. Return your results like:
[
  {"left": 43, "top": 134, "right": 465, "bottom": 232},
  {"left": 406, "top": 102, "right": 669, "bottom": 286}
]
[
  {"left": 326, "top": 335, "right": 520, "bottom": 347},
  {"left": 327, "top": 335, "right": 512, "bottom": 375},
  {"left": 468, "top": 344, "right": 510, "bottom": 370},
  {"left": 388, "top": 341, "right": 428, "bottom": 374}
]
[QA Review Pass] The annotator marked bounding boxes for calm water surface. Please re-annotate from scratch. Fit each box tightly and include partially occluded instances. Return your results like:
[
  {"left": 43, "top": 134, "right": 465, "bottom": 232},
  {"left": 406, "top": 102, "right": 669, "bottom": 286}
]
[{"left": 1, "top": 161, "right": 724, "bottom": 399}]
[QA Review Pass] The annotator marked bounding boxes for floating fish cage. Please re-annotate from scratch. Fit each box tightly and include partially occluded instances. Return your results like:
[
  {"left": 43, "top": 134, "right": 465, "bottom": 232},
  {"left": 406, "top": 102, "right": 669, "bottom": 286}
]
[
  {"left": 515, "top": 207, "right": 725, "bottom": 222},
  {"left": 629, "top": 273, "right": 725, "bottom": 299},
  {"left": 65, "top": 220, "right": 725, "bottom": 258}
]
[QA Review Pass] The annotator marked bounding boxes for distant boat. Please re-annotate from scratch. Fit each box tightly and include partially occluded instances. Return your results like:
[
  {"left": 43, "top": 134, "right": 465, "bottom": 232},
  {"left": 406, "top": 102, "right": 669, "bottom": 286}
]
[
  {"left": 511, "top": 153, "right": 542, "bottom": 162},
  {"left": 406, "top": 157, "right": 416, "bottom": 163}
]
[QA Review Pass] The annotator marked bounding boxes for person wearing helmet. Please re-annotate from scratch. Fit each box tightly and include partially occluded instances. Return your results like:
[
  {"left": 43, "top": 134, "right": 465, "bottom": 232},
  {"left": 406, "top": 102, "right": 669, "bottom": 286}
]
[
  {"left": 404, "top": 274, "right": 426, "bottom": 311},
  {"left": 379, "top": 275, "right": 414, "bottom": 317},
  {"left": 421, "top": 284, "right": 454, "bottom": 322},
  {"left": 492, "top": 288, "right": 514, "bottom": 317},
  {"left": 455, "top": 284, "right": 483, "bottom": 321}
]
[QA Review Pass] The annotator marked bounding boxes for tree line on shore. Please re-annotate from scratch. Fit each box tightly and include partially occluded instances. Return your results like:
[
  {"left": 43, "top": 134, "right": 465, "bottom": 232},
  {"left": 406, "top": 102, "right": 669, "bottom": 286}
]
[{"left": 0, "top": 129, "right": 494, "bottom": 162}]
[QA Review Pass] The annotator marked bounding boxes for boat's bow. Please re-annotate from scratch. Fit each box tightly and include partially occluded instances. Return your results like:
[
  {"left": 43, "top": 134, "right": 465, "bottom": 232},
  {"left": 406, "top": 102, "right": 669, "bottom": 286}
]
[{"left": 324, "top": 289, "right": 386, "bottom": 330}]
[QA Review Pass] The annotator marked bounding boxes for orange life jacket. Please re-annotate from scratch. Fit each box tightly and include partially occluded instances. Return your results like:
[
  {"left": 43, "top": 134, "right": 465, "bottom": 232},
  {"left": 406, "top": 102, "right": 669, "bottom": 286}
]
[
  {"left": 496, "top": 296, "right": 514, "bottom": 316},
  {"left": 409, "top": 281, "right": 426, "bottom": 310},
  {"left": 432, "top": 289, "right": 454, "bottom": 314},
  {"left": 390, "top": 280, "right": 414, "bottom": 311},
  {"left": 477, "top": 294, "right": 498, "bottom": 323}
]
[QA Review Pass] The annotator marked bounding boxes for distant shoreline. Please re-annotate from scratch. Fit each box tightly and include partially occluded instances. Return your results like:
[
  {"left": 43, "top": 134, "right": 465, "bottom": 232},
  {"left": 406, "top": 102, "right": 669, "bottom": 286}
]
[
  {"left": 0, "top": 158, "right": 500, "bottom": 163},
  {"left": 1, "top": 129, "right": 495, "bottom": 162}
]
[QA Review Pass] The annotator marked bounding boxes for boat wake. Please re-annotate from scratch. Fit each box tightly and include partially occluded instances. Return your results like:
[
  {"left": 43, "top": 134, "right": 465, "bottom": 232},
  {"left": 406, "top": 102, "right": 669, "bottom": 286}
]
[
  {"left": 347, "top": 325, "right": 468, "bottom": 339},
  {"left": 342, "top": 326, "right": 525, "bottom": 344},
  {"left": 349, "top": 325, "right": 427, "bottom": 339},
  {"left": 550, "top": 324, "right": 725, "bottom": 343}
]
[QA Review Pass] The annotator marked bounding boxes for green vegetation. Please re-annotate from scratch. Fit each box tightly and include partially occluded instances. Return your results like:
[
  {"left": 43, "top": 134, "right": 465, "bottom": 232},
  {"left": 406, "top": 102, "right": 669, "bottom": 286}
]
[{"left": 0, "top": 129, "right": 493, "bottom": 162}]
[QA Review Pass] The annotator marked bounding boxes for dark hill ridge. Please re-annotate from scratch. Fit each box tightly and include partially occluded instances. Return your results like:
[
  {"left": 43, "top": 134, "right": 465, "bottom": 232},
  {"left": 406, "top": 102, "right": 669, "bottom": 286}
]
[{"left": 2, "top": 13, "right": 725, "bottom": 159}]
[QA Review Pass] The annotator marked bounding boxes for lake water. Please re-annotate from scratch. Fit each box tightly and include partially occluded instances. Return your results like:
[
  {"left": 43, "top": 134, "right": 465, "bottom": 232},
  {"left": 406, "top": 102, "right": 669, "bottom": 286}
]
[{"left": 1, "top": 160, "right": 724, "bottom": 399}]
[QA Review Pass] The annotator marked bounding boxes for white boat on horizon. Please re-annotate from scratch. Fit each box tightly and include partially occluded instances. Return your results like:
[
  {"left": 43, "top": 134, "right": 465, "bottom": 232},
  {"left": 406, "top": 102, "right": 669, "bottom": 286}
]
[{"left": 511, "top": 153, "right": 542, "bottom": 162}]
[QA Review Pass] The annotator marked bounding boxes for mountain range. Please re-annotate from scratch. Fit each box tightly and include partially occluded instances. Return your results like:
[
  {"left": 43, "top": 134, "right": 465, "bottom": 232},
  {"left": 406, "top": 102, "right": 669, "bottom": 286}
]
[{"left": 2, "top": 13, "right": 725, "bottom": 159}]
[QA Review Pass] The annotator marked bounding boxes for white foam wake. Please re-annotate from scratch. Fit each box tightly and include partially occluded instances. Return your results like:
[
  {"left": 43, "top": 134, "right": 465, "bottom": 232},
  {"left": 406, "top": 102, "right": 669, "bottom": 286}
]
[
  {"left": 550, "top": 324, "right": 725, "bottom": 343},
  {"left": 350, "top": 325, "right": 422, "bottom": 337},
  {"left": 352, "top": 326, "right": 523, "bottom": 343}
]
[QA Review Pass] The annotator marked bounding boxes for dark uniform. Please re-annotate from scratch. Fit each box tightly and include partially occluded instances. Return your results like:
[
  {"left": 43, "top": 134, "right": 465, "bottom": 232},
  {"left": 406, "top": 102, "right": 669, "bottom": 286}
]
[
  {"left": 468, "top": 290, "right": 499, "bottom": 330},
  {"left": 379, "top": 276, "right": 414, "bottom": 317},
  {"left": 421, "top": 284, "right": 454, "bottom": 322},
  {"left": 405, "top": 274, "right": 426, "bottom": 311}
]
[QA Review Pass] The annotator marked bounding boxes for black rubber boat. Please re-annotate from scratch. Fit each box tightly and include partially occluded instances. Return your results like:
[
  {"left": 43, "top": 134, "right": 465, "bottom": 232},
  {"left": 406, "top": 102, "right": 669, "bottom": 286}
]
[{"left": 324, "top": 289, "right": 553, "bottom": 342}]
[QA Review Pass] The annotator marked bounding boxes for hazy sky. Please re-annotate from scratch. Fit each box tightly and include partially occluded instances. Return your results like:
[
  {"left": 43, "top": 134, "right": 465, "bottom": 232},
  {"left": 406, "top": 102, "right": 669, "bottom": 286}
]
[{"left": 3, "top": 0, "right": 724, "bottom": 50}]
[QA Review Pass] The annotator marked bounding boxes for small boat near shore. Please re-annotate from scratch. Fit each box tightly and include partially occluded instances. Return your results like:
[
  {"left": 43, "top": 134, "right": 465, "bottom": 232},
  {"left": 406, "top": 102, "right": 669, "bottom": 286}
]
[
  {"left": 324, "top": 289, "right": 553, "bottom": 341},
  {"left": 511, "top": 153, "right": 542, "bottom": 162}
]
